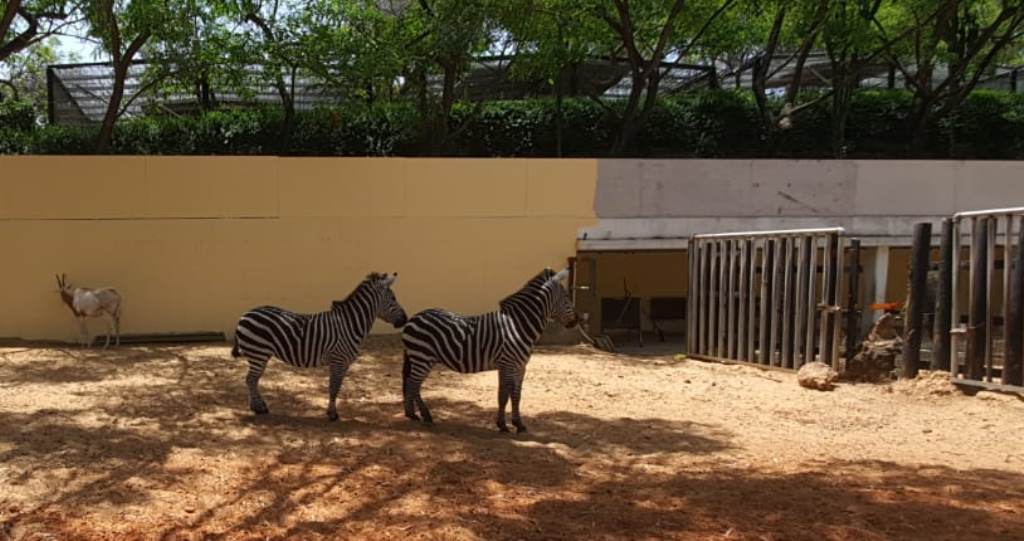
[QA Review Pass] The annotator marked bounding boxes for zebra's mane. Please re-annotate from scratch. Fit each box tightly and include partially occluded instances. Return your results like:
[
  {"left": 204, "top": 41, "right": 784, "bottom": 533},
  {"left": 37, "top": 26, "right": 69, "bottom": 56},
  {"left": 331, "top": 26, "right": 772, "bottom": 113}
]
[
  {"left": 331, "top": 272, "right": 387, "bottom": 310},
  {"left": 498, "top": 268, "right": 556, "bottom": 311}
]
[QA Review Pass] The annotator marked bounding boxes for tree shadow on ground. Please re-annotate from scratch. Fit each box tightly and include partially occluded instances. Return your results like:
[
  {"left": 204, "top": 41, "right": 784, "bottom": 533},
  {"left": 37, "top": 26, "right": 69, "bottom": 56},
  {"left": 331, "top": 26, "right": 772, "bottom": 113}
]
[{"left": 1, "top": 345, "right": 1023, "bottom": 541}]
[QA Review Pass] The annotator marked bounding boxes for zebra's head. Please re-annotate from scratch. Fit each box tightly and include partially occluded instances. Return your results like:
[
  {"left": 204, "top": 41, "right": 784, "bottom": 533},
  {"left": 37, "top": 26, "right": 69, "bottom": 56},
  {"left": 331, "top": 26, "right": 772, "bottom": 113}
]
[
  {"left": 544, "top": 267, "right": 579, "bottom": 329},
  {"left": 368, "top": 272, "right": 408, "bottom": 328}
]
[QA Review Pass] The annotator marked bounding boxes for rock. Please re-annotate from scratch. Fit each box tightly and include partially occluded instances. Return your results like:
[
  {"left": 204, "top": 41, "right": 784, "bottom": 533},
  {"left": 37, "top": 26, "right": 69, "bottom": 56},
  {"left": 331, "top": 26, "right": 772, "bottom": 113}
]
[
  {"left": 843, "top": 314, "right": 902, "bottom": 382},
  {"left": 798, "top": 362, "right": 839, "bottom": 391}
]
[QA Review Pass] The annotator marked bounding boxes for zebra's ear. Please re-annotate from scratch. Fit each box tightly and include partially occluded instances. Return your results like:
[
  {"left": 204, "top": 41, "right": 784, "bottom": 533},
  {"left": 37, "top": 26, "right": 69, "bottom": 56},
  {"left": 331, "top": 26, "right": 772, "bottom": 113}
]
[
  {"left": 382, "top": 272, "right": 398, "bottom": 287},
  {"left": 549, "top": 268, "right": 570, "bottom": 284}
]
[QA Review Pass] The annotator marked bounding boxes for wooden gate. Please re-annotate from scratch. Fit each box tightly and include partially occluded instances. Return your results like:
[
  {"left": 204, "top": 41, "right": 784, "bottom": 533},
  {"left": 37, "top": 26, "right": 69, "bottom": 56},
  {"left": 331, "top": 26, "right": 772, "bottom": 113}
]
[
  {"left": 944, "top": 207, "right": 1024, "bottom": 391},
  {"left": 686, "top": 228, "right": 861, "bottom": 370}
]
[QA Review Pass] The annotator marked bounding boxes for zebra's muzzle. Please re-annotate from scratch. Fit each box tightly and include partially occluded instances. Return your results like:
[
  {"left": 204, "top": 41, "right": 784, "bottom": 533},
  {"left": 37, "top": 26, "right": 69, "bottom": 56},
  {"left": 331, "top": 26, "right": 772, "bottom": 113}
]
[{"left": 393, "top": 315, "right": 408, "bottom": 328}]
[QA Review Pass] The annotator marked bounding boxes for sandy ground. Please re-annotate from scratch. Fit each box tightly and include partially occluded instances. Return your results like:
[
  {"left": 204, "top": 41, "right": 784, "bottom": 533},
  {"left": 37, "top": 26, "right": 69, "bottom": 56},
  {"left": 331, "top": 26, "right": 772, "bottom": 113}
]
[{"left": 1, "top": 338, "right": 1023, "bottom": 541}]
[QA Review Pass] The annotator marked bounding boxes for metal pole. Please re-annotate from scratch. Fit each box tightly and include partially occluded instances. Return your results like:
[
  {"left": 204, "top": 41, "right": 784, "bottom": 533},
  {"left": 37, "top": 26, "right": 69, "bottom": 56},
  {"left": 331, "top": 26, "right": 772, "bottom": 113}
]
[
  {"left": 904, "top": 222, "right": 932, "bottom": 378},
  {"left": 709, "top": 241, "right": 719, "bottom": 357},
  {"left": 687, "top": 238, "right": 697, "bottom": 354},
  {"left": 845, "top": 239, "right": 862, "bottom": 364},
  {"left": 1006, "top": 216, "right": 1024, "bottom": 386},
  {"left": 697, "top": 241, "right": 707, "bottom": 355},
  {"left": 967, "top": 218, "right": 988, "bottom": 381},
  {"left": 718, "top": 240, "right": 729, "bottom": 357},
  {"left": 1003, "top": 214, "right": 1013, "bottom": 381},
  {"left": 933, "top": 219, "right": 953, "bottom": 371}
]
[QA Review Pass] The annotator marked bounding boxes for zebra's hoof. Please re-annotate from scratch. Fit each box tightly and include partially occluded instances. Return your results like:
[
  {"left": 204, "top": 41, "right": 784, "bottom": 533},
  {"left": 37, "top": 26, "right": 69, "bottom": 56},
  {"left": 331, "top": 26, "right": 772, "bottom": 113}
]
[
  {"left": 515, "top": 425, "right": 528, "bottom": 433},
  {"left": 405, "top": 412, "right": 420, "bottom": 421},
  {"left": 497, "top": 422, "right": 510, "bottom": 432},
  {"left": 251, "top": 404, "right": 269, "bottom": 415},
  {"left": 327, "top": 411, "right": 339, "bottom": 422},
  {"left": 421, "top": 414, "right": 434, "bottom": 424}
]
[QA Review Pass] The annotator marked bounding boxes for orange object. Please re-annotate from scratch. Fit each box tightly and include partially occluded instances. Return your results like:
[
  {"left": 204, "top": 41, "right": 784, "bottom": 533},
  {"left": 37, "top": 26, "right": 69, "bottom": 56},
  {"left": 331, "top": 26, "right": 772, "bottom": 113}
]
[{"left": 869, "top": 301, "right": 904, "bottom": 311}]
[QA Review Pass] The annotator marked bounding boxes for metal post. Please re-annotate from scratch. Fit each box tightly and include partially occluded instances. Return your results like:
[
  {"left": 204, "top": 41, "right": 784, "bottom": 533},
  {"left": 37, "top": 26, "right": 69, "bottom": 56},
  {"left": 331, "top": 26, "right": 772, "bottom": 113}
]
[
  {"left": 718, "top": 240, "right": 729, "bottom": 357},
  {"left": 687, "top": 239, "right": 698, "bottom": 354},
  {"left": 967, "top": 218, "right": 989, "bottom": 381},
  {"left": 1006, "top": 216, "right": 1024, "bottom": 386},
  {"left": 709, "top": 241, "right": 719, "bottom": 357},
  {"left": 933, "top": 219, "right": 953, "bottom": 371},
  {"left": 845, "top": 239, "right": 862, "bottom": 364},
  {"left": 794, "top": 236, "right": 809, "bottom": 367},
  {"left": 904, "top": 222, "right": 932, "bottom": 379},
  {"left": 1003, "top": 215, "right": 1012, "bottom": 381}
]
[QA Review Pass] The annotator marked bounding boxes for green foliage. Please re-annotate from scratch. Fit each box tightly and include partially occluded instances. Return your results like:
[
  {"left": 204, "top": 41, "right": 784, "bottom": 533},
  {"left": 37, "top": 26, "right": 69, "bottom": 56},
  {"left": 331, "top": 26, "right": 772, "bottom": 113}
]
[
  {"left": 5, "top": 90, "right": 1024, "bottom": 158},
  {"left": 0, "top": 100, "right": 37, "bottom": 131}
]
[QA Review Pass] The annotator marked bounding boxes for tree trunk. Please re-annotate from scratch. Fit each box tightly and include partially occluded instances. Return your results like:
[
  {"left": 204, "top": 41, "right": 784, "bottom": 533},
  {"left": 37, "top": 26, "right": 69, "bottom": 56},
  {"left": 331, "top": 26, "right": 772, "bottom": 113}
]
[{"left": 95, "top": 62, "right": 128, "bottom": 153}]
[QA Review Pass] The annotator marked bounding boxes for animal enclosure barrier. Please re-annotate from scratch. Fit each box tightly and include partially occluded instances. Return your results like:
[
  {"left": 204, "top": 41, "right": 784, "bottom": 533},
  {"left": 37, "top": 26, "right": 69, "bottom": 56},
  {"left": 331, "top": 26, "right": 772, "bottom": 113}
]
[
  {"left": 946, "top": 207, "right": 1024, "bottom": 391},
  {"left": 687, "top": 228, "right": 861, "bottom": 371}
]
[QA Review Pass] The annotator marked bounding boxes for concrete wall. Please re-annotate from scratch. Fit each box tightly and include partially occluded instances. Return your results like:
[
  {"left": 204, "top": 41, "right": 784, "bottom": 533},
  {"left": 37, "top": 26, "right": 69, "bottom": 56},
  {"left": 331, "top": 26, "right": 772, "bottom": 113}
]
[
  {"left": 0, "top": 157, "right": 596, "bottom": 341},
  {"left": 582, "top": 160, "right": 1024, "bottom": 249}
]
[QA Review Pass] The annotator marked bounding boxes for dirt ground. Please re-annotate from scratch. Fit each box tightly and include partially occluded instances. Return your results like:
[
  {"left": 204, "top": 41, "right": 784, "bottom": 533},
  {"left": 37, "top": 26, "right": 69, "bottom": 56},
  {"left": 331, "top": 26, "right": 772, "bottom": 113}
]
[{"left": 1, "top": 338, "right": 1023, "bottom": 541}]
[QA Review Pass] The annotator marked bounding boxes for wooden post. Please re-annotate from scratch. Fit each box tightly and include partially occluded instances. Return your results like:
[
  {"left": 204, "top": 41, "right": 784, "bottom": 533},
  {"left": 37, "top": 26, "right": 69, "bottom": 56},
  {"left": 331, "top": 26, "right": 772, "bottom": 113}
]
[
  {"left": 845, "top": 239, "right": 862, "bottom": 362},
  {"left": 967, "top": 218, "right": 989, "bottom": 381},
  {"left": 1006, "top": 217, "right": 1024, "bottom": 386},
  {"left": 933, "top": 219, "right": 954, "bottom": 371},
  {"left": 904, "top": 222, "right": 932, "bottom": 378}
]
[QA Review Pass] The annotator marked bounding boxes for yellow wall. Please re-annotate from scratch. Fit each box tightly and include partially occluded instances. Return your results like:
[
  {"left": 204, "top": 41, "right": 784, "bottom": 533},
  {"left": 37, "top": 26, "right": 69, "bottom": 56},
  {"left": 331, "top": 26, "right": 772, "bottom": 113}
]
[
  {"left": 575, "top": 251, "right": 688, "bottom": 333},
  {"left": 0, "top": 157, "right": 596, "bottom": 341}
]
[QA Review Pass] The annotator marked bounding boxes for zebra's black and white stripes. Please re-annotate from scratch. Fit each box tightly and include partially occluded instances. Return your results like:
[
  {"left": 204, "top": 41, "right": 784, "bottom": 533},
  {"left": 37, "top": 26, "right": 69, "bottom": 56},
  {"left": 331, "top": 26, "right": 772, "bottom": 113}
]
[
  {"left": 231, "top": 272, "right": 407, "bottom": 421},
  {"left": 401, "top": 267, "right": 577, "bottom": 432}
]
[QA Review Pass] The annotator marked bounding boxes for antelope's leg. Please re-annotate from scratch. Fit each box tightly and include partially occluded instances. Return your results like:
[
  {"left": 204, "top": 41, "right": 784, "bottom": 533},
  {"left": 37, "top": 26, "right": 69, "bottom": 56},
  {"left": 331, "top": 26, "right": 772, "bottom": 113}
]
[{"left": 78, "top": 318, "right": 89, "bottom": 348}]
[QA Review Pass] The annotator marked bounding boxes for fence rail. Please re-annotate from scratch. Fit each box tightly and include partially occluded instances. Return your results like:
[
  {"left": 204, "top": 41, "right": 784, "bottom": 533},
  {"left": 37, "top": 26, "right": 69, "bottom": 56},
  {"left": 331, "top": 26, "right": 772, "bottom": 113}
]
[{"left": 687, "top": 227, "right": 859, "bottom": 371}]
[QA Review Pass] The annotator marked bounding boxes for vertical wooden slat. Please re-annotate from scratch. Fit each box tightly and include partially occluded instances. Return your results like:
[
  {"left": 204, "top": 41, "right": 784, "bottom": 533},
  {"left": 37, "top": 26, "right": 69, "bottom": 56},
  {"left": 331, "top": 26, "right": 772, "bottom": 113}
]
[
  {"left": 967, "top": 217, "right": 988, "bottom": 381},
  {"left": 933, "top": 219, "right": 953, "bottom": 371},
  {"left": 738, "top": 240, "right": 749, "bottom": 361},
  {"left": 805, "top": 236, "right": 819, "bottom": 363},
  {"left": 781, "top": 238, "right": 795, "bottom": 368},
  {"left": 727, "top": 239, "right": 738, "bottom": 359},
  {"left": 746, "top": 239, "right": 758, "bottom": 363},
  {"left": 819, "top": 234, "right": 835, "bottom": 365},
  {"left": 986, "top": 218, "right": 996, "bottom": 382},
  {"left": 769, "top": 239, "right": 783, "bottom": 366},
  {"left": 794, "top": 236, "right": 809, "bottom": 367},
  {"left": 904, "top": 222, "right": 932, "bottom": 378},
  {"left": 759, "top": 239, "right": 773, "bottom": 365},
  {"left": 831, "top": 237, "right": 845, "bottom": 370},
  {"left": 952, "top": 219, "right": 963, "bottom": 377},
  {"left": 1006, "top": 216, "right": 1024, "bottom": 386},
  {"left": 845, "top": 239, "right": 862, "bottom": 364}
]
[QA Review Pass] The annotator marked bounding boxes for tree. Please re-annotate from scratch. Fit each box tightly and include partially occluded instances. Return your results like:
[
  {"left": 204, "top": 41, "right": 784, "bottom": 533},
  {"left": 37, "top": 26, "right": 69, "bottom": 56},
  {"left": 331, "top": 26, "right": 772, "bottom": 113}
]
[
  {"left": 86, "top": 0, "right": 193, "bottom": 152},
  {"left": 1, "top": 0, "right": 81, "bottom": 63},
  {"left": 0, "top": 35, "right": 57, "bottom": 106},
  {"left": 872, "top": 0, "right": 1024, "bottom": 152}
]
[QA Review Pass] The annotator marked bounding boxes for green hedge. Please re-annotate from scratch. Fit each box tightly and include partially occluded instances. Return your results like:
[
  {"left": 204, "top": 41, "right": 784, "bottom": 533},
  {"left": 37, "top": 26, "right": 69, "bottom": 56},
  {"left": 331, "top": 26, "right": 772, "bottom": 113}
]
[{"left": 2, "top": 90, "right": 1024, "bottom": 158}]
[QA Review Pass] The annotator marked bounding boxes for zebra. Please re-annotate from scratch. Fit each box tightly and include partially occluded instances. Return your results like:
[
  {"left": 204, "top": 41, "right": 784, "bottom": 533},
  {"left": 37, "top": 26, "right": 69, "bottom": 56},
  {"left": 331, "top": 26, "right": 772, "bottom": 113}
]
[
  {"left": 231, "top": 272, "right": 407, "bottom": 421},
  {"left": 401, "top": 267, "right": 578, "bottom": 433}
]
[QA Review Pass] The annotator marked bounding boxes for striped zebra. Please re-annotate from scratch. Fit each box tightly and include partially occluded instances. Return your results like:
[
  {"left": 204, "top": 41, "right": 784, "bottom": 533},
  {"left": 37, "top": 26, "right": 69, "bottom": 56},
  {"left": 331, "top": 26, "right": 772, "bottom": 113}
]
[
  {"left": 401, "top": 267, "right": 578, "bottom": 433},
  {"left": 231, "top": 272, "right": 407, "bottom": 421}
]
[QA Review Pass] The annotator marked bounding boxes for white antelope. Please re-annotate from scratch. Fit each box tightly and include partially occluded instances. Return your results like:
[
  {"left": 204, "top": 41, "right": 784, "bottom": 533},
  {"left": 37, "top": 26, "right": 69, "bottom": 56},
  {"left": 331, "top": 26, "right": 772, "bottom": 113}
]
[{"left": 56, "top": 273, "right": 123, "bottom": 348}]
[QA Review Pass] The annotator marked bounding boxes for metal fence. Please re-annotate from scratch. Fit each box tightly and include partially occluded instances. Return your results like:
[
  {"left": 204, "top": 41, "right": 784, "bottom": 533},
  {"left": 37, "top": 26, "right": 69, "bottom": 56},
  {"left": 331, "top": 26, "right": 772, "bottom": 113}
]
[
  {"left": 946, "top": 207, "right": 1024, "bottom": 390},
  {"left": 687, "top": 228, "right": 860, "bottom": 371}
]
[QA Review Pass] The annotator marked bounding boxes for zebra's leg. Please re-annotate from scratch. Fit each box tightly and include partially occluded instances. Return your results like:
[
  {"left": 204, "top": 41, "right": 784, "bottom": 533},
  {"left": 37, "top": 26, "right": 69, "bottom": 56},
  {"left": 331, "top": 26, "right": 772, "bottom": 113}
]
[
  {"left": 510, "top": 369, "right": 528, "bottom": 433},
  {"left": 496, "top": 368, "right": 515, "bottom": 432},
  {"left": 326, "top": 359, "right": 350, "bottom": 422},
  {"left": 113, "top": 313, "right": 121, "bottom": 347},
  {"left": 102, "top": 317, "right": 112, "bottom": 349},
  {"left": 403, "top": 355, "right": 433, "bottom": 423},
  {"left": 245, "top": 357, "right": 270, "bottom": 415},
  {"left": 402, "top": 353, "right": 420, "bottom": 421}
]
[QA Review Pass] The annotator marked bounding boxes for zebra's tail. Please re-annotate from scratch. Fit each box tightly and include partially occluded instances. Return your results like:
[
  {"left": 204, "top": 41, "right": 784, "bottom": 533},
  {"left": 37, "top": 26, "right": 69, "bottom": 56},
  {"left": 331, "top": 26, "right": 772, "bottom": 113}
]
[
  {"left": 230, "top": 336, "right": 241, "bottom": 358},
  {"left": 401, "top": 351, "right": 411, "bottom": 383}
]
